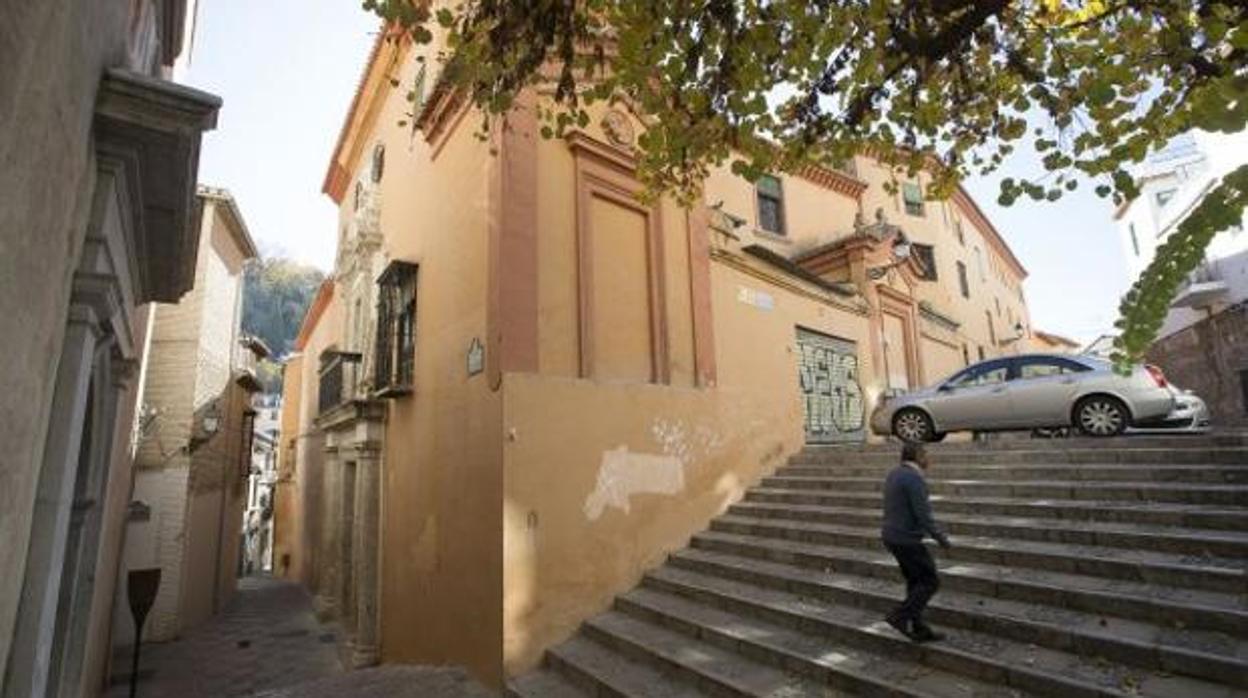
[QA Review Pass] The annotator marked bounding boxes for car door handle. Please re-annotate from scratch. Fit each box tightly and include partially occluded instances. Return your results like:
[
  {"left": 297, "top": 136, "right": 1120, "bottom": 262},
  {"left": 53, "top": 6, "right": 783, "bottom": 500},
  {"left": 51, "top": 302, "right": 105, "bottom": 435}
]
[{"left": 1061, "top": 378, "right": 1076, "bottom": 384}]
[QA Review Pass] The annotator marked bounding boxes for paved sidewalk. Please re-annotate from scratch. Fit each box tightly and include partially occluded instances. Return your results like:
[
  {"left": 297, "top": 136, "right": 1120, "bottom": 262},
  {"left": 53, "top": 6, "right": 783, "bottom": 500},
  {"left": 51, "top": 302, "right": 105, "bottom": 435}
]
[{"left": 107, "top": 576, "right": 342, "bottom": 698}]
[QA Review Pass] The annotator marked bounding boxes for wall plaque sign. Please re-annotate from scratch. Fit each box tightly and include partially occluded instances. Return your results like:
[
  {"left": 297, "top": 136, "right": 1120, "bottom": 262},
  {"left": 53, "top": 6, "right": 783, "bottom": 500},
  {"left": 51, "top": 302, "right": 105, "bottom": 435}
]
[{"left": 466, "top": 337, "right": 484, "bottom": 376}]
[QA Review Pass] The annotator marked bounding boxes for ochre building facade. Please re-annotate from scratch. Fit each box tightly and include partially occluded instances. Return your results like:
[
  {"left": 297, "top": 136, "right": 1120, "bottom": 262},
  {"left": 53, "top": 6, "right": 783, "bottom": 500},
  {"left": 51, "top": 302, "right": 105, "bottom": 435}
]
[{"left": 277, "top": 28, "right": 1035, "bottom": 687}]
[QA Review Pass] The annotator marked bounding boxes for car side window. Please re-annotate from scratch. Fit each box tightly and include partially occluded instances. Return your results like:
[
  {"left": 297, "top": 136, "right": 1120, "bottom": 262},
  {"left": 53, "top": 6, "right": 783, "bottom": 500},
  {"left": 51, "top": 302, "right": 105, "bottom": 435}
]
[
  {"left": 1018, "top": 357, "right": 1092, "bottom": 379},
  {"left": 948, "top": 362, "right": 1009, "bottom": 388}
]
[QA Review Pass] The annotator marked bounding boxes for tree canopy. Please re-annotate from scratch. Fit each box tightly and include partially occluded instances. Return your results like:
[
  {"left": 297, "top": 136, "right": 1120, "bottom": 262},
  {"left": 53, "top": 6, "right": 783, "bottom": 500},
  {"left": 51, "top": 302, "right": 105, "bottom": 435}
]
[
  {"left": 242, "top": 257, "right": 326, "bottom": 392},
  {"left": 366, "top": 0, "right": 1247, "bottom": 360}
]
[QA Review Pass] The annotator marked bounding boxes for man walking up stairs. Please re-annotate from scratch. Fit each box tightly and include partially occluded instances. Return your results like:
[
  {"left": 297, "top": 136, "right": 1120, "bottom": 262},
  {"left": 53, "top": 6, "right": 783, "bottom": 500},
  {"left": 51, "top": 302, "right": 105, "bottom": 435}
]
[{"left": 882, "top": 442, "right": 952, "bottom": 643}]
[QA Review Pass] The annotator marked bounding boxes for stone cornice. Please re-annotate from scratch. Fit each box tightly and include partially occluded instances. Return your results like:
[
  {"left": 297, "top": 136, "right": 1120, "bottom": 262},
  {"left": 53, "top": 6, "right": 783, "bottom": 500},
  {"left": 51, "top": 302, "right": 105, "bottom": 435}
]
[{"left": 94, "top": 68, "right": 221, "bottom": 303}]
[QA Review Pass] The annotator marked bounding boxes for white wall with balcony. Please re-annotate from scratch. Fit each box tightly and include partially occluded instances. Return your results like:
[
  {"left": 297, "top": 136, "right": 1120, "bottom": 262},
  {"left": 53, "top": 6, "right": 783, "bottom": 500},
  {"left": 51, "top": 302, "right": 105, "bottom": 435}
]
[{"left": 1116, "top": 130, "right": 1248, "bottom": 339}]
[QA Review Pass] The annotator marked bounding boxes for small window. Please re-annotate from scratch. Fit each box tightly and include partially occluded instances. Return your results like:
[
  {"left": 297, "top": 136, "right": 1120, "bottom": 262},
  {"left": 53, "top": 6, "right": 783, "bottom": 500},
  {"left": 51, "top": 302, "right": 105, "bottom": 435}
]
[
  {"left": 977, "top": 345, "right": 986, "bottom": 361},
  {"left": 353, "top": 181, "right": 363, "bottom": 212},
  {"left": 974, "top": 247, "right": 985, "bottom": 281},
  {"left": 995, "top": 297, "right": 1001, "bottom": 316},
  {"left": 961, "top": 344, "right": 970, "bottom": 366},
  {"left": 956, "top": 261, "right": 970, "bottom": 298},
  {"left": 1129, "top": 223, "right": 1140, "bottom": 256},
  {"left": 986, "top": 311, "right": 997, "bottom": 345},
  {"left": 756, "top": 175, "right": 786, "bottom": 235},
  {"left": 954, "top": 219, "right": 965, "bottom": 245},
  {"left": 410, "top": 64, "right": 428, "bottom": 136},
  {"left": 902, "top": 182, "right": 925, "bottom": 216},
  {"left": 1156, "top": 189, "right": 1177, "bottom": 207},
  {"left": 912, "top": 243, "right": 937, "bottom": 281},
  {"left": 371, "top": 143, "right": 385, "bottom": 183},
  {"left": 374, "top": 261, "right": 419, "bottom": 397}
]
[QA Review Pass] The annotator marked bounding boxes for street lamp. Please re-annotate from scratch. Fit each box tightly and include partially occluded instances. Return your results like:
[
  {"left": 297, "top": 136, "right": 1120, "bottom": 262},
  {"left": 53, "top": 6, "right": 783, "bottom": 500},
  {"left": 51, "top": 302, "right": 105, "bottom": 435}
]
[{"left": 867, "top": 233, "right": 913, "bottom": 280}]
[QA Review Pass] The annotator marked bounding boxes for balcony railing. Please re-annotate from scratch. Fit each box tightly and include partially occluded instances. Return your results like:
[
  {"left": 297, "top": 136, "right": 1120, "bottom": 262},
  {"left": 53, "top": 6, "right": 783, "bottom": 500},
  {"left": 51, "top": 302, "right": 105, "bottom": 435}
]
[{"left": 318, "top": 350, "right": 362, "bottom": 414}]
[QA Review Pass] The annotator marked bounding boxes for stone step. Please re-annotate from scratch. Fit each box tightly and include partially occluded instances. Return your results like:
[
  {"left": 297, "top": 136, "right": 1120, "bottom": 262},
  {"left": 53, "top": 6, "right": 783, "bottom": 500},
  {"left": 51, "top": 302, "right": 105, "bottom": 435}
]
[
  {"left": 506, "top": 669, "right": 588, "bottom": 698},
  {"left": 780, "top": 464, "right": 1248, "bottom": 485},
  {"left": 789, "top": 448, "right": 1248, "bottom": 467},
  {"left": 635, "top": 568, "right": 1243, "bottom": 697},
  {"left": 542, "top": 632, "right": 707, "bottom": 697},
  {"left": 727, "top": 501, "right": 1248, "bottom": 558},
  {"left": 665, "top": 547, "right": 1248, "bottom": 686},
  {"left": 688, "top": 532, "right": 1248, "bottom": 637},
  {"left": 578, "top": 611, "right": 849, "bottom": 697},
  {"left": 761, "top": 476, "right": 1248, "bottom": 506},
  {"left": 803, "top": 434, "right": 1248, "bottom": 453},
  {"left": 610, "top": 588, "right": 1034, "bottom": 698},
  {"left": 709, "top": 515, "right": 1247, "bottom": 594},
  {"left": 745, "top": 488, "right": 1248, "bottom": 531}
]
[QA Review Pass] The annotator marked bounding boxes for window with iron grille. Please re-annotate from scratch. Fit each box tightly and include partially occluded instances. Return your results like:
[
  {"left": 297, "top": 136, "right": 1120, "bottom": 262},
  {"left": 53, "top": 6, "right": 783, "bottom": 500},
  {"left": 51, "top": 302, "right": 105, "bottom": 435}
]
[
  {"left": 374, "top": 260, "right": 418, "bottom": 397},
  {"left": 755, "top": 175, "right": 786, "bottom": 235},
  {"left": 410, "top": 64, "right": 427, "bottom": 135},
  {"left": 912, "top": 243, "right": 937, "bottom": 281},
  {"left": 902, "top": 182, "right": 925, "bottom": 216}
]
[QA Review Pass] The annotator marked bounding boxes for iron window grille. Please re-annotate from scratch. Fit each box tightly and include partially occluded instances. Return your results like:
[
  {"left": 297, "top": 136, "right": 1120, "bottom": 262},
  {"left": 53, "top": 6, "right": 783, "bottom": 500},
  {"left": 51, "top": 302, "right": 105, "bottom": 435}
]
[
  {"left": 755, "top": 175, "right": 786, "bottom": 235},
  {"left": 317, "top": 350, "right": 361, "bottom": 414},
  {"left": 240, "top": 409, "right": 256, "bottom": 480},
  {"left": 912, "top": 243, "right": 937, "bottom": 281},
  {"left": 374, "top": 260, "right": 418, "bottom": 398}
]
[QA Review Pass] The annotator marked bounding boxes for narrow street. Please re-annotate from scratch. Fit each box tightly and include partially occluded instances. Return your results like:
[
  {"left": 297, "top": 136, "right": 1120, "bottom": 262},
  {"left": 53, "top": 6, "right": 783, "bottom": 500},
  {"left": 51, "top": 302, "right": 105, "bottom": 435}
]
[{"left": 107, "top": 577, "right": 342, "bottom": 697}]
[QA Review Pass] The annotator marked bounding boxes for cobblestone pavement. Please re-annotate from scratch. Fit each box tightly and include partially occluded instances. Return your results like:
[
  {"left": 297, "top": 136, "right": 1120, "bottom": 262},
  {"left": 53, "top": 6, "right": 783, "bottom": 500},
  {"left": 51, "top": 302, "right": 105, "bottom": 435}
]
[
  {"left": 250, "top": 666, "right": 497, "bottom": 698},
  {"left": 107, "top": 576, "right": 343, "bottom": 698}
]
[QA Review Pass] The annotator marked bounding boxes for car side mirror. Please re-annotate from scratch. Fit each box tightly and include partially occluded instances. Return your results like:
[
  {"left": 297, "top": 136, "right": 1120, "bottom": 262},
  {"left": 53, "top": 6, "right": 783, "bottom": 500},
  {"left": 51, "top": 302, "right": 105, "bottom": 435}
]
[{"left": 937, "top": 383, "right": 953, "bottom": 392}]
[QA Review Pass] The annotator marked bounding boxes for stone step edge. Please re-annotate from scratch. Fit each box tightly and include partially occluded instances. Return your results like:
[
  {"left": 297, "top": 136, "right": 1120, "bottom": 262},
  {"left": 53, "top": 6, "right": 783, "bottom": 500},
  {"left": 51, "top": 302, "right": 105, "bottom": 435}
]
[
  {"left": 687, "top": 533, "right": 1248, "bottom": 638},
  {"left": 618, "top": 585, "right": 1118, "bottom": 698},
  {"left": 544, "top": 633, "right": 703, "bottom": 698},
  {"left": 578, "top": 612, "right": 842, "bottom": 698},
  {"left": 747, "top": 487, "right": 1248, "bottom": 516},
  {"left": 763, "top": 476, "right": 1248, "bottom": 492},
  {"left": 710, "top": 515, "right": 1247, "bottom": 593},
  {"left": 505, "top": 669, "right": 588, "bottom": 698},
  {"left": 727, "top": 502, "right": 1248, "bottom": 555},
  {"left": 601, "top": 595, "right": 1016, "bottom": 698},
  {"left": 661, "top": 548, "right": 1247, "bottom": 685}
]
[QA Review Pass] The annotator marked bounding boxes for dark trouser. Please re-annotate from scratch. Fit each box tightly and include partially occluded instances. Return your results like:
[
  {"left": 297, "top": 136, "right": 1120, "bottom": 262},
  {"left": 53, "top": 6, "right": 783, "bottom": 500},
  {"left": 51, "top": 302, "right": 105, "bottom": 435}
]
[{"left": 884, "top": 541, "right": 940, "bottom": 625}]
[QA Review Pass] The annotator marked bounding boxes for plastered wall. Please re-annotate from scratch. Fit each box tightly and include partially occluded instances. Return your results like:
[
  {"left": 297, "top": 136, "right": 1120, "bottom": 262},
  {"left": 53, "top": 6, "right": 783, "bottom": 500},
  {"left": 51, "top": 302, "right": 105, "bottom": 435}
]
[{"left": 0, "top": 4, "right": 139, "bottom": 675}]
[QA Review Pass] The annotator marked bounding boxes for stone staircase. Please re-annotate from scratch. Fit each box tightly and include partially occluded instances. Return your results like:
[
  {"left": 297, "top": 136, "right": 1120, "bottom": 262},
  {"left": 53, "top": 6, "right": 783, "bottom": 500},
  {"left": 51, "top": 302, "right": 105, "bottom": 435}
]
[{"left": 509, "top": 435, "right": 1248, "bottom": 698}]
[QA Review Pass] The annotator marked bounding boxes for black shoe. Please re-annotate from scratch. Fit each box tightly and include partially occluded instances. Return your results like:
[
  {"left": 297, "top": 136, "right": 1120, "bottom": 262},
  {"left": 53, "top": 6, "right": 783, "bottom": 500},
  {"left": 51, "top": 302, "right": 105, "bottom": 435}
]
[
  {"left": 911, "top": 622, "right": 945, "bottom": 643},
  {"left": 886, "top": 614, "right": 919, "bottom": 641}
]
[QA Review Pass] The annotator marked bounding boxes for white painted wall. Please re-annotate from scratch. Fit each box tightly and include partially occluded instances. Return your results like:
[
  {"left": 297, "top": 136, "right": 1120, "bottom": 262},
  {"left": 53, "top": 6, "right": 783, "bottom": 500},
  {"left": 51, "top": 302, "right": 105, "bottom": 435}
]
[{"left": 1116, "top": 130, "right": 1248, "bottom": 338}]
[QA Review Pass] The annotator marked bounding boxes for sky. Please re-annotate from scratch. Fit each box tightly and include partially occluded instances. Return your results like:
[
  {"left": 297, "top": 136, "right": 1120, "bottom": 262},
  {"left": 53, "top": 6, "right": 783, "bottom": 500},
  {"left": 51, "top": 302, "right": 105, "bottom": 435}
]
[{"left": 186, "top": 1, "right": 1132, "bottom": 345}]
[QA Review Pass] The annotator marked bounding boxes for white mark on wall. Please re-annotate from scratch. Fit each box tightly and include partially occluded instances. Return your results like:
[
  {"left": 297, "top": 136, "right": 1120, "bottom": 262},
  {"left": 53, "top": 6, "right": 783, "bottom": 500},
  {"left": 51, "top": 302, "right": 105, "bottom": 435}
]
[{"left": 583, "top": 446, "right": 685, "bottom": 520}]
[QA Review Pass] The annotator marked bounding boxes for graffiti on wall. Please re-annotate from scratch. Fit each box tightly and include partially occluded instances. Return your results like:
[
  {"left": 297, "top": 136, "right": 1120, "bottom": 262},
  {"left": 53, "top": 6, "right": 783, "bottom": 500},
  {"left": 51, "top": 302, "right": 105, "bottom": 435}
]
[{"left": 797, "top": 329, "right": 865, "bottom": 443}]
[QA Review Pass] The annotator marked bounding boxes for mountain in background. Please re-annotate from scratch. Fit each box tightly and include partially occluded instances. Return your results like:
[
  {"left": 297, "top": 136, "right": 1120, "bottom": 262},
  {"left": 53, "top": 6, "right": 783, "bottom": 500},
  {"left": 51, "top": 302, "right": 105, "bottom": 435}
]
[{"left": 242, "top": 257, "right": 325, "bottom": 393}]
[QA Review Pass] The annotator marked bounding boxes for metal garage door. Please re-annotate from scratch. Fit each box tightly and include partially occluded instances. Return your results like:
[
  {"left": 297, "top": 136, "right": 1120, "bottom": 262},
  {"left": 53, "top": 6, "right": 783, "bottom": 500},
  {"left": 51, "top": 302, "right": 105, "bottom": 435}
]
[{"left": 796, "top": 328, "right": 865, "bottom": 444}]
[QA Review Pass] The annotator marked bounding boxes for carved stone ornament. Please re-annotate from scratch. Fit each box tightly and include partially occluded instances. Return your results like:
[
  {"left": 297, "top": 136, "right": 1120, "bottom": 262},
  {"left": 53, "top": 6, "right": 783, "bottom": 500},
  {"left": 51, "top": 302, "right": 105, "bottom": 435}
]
[{"left": 601, "top": 109, "right": 635, "bottom": 148}]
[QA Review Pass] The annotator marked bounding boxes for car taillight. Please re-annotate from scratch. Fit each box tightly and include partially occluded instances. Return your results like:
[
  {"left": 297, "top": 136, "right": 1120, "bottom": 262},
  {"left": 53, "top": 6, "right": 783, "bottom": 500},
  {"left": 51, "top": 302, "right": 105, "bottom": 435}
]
[{"left": 1145, "top": 364, "right": 1168, "bottom": 388}]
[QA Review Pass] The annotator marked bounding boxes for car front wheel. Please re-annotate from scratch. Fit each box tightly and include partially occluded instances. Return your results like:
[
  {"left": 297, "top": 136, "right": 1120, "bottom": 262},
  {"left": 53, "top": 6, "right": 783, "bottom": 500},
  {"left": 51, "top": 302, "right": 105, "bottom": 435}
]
[
  {"left": 893, "top": 409, "right": 935, "bottom": 443},
  {"left": 1075, "top": 396, "right": 1129, "bottom": 437}
]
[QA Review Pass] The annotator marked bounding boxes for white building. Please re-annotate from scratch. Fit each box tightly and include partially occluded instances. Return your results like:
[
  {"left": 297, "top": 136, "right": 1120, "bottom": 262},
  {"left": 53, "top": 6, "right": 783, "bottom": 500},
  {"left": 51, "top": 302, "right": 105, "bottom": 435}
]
[
  {"left": 1116, "top": 130, "right": 1248, "bottom": 339},
  {"left": 243, "top": 394, "right": 281, "bottom": 575}
]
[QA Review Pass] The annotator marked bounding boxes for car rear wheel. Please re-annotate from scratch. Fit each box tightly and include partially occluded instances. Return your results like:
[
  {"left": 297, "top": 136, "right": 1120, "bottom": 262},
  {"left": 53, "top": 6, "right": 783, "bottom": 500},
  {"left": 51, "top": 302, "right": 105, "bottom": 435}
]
[
  {"left": 893, "top": 409, "right": 935, "bottom": 443},
  {"left": 1075, "top": 396, "right": 1129, "bottom": 437}
]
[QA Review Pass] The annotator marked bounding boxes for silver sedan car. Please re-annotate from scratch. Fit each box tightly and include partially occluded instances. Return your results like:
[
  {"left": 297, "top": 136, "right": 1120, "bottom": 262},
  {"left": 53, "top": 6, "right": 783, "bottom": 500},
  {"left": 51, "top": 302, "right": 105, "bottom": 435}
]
[{"left": 870, "top": 354, "right": 1176, "bottom": 442}]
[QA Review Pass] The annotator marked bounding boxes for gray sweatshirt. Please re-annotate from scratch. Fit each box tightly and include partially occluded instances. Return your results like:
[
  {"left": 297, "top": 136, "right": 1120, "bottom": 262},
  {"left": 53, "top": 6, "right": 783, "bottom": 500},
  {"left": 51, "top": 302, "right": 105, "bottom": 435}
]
[{"left": 881, "top": 462, "right": 948, "bottom": 546}]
